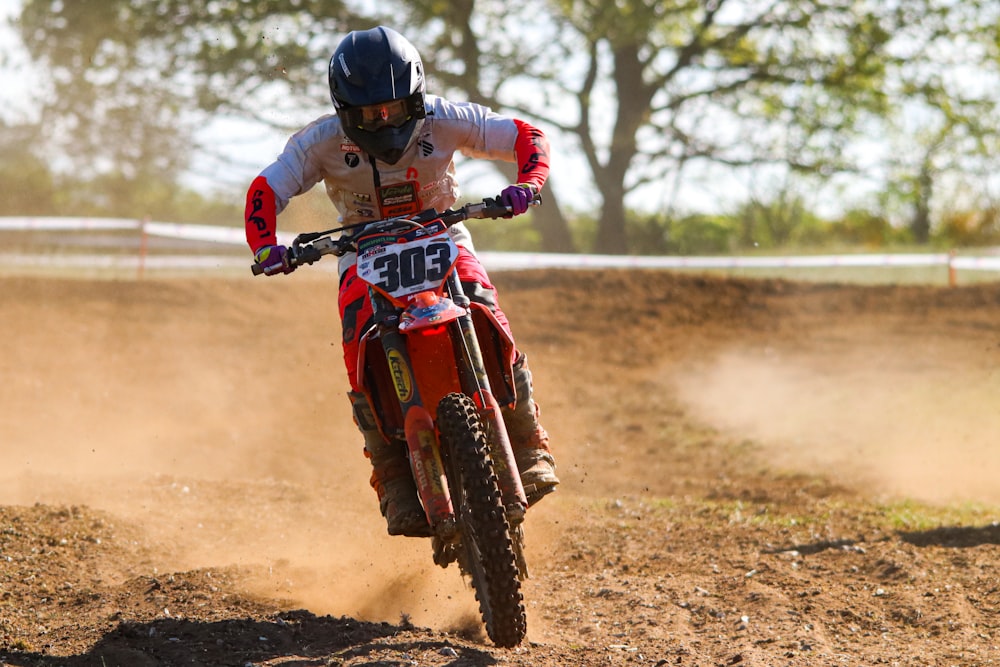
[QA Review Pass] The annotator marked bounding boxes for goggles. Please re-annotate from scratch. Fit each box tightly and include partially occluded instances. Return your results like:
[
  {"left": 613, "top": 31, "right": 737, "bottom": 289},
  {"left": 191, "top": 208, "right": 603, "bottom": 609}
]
[{"left": 341, "top": 94, "right": 423, "bottom": 133}]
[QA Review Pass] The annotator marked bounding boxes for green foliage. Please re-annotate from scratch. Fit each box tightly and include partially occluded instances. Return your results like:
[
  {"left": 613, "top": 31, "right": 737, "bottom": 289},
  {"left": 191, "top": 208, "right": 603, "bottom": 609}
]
[
  {"left": 725, "top": 194, "right": 829, "bottom": 250},
  {"left": 878, "top": 499, "right": 1000, "bottom": 532},
  {"left": 0, "top": 124, "right": 57, "bottom": 215},
  {"left": 19, "top": 1, "right": 190, "bottom": 181},
  {"left": 933, "top": 208, "right": 1000, "bottom": 247},
  {"left": 786, "top": 215, "right": 834, "bottom": 248},
  {"left": 44, "top": 172, "right": 241, "bottom": 223},
  {"left": 0, "top": 121, "right": 241, "bottom": 223},
  {"left": 568, "top": 194, "right": 1000, "bottom": 255},
  {"left": 537, "top": 0, "right": 935, "bottom": 253},
  {"left": 666, "top": 215, "right": 737, "bottom": 255},
  {"left": 826, "top": 209, "right": 901, "bottom": 248},
  {"left": 620, "top": 212, "right": 736, "bottom": 256},
  {"left": 14, "top": 0, "right": 364, "bottom": 211},
  {"left": 18, "top": 0, "right": 356, "bottom": 120}
]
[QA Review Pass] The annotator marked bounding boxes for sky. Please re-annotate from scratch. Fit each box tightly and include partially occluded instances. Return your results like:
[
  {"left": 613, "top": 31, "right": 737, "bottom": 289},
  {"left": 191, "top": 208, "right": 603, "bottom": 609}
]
[{"left": 0, "top": 0, "right": 35, "bottom": 123}]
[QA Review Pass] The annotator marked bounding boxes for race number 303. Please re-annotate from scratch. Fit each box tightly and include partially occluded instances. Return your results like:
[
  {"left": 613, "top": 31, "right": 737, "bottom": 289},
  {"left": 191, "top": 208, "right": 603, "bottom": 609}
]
[{"left": 359, "top": 235, "right": 457, "bottom": 297}]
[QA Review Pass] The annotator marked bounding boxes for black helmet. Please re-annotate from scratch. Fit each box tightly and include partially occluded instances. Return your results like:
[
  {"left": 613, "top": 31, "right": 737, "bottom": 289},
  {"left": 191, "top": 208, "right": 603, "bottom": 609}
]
[{"left": 329, "top": 26, "right": 426, "bottom": 165}]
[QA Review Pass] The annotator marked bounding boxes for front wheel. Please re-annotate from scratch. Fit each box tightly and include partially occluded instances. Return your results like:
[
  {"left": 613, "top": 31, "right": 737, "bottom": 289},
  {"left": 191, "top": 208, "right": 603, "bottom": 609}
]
[{"left": 437, "top": 392, "right": 527, "bottom": 647}]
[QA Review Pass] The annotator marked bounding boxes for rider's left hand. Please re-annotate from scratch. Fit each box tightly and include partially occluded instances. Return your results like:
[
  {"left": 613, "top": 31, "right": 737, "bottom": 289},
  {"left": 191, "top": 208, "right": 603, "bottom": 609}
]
[{"left": 500, "top": 184, "right": 536, "bottom": 217}]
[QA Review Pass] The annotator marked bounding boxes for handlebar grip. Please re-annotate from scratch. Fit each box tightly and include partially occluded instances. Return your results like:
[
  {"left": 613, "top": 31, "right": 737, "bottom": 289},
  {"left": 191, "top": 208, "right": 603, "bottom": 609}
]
[
  {"left": 251, "top": 262, "right": 265, "bottom": 276},
  {"left": 481, "top": 197, "right": 510, "bottom": 219},
  {"left": 481, "top": 191, "right": 543, "bottom": 219}
]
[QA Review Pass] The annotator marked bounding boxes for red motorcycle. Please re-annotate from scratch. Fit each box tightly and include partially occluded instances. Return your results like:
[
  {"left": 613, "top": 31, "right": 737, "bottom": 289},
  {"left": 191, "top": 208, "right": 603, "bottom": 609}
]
[{"left": 253, "top": 196, "right": 538, "bottom": 646}]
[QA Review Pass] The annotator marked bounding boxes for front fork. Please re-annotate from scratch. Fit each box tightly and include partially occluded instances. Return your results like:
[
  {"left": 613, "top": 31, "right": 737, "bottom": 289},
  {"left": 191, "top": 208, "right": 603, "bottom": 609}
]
[
  {"left": 370, "top": 290, "right": 456, "bottom": 538},
  {"left": 445, "top": 273, "right": 528, "bottom": 524}
]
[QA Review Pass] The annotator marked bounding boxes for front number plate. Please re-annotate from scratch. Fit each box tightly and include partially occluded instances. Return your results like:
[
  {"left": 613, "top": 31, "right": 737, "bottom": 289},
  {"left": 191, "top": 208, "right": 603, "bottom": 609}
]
[{"left": 357, "top": 225, "right": 459, "bottom": 299}]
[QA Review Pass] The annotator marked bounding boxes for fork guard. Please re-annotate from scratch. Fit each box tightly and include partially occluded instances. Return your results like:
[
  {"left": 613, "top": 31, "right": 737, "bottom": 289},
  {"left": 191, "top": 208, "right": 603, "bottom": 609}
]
[
  {"left": 472, "top": 388, "right": 528, "bottom": 521},
  {"left": 403, "top": 404, "right": 455, "bottom": 534}
]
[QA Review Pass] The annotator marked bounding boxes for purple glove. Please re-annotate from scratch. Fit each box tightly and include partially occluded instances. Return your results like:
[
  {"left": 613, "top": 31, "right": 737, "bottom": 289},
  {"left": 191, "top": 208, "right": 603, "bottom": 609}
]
[
  {"left": 254, "top": 244, "right": 293, "bottom": 276},
  {"left": 499, "top": 184, "right": 535, "bottom": 216}
]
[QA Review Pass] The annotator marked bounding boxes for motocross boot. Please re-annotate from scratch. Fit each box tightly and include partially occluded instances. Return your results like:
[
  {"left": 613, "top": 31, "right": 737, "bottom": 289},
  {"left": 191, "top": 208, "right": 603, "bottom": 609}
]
[
  {"left": 349, "top": 392, "right": 430, "bottom": 537},
  {"left": 503, "top": 354, "right": 559, "bottom": 506}
]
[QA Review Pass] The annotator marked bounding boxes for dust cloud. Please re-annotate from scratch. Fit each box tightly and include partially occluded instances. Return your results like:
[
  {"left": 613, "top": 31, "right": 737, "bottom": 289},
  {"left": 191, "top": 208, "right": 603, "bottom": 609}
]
[
  {"left": 674, "top": 341, "right": 1000, "bottom": 505},
  {"left": 0, "top": 275, "right": 482, "bottom": 631}
]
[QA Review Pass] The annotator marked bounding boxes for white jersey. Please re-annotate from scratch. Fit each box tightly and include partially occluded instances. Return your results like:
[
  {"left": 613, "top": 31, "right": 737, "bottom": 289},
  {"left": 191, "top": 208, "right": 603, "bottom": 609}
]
[{"left": 258, "top": 95, "right": 522, "bottom": 276}]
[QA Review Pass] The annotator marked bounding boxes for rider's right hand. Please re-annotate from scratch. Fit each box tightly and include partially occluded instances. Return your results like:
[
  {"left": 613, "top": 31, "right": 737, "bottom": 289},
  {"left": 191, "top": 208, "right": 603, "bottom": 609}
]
[{"left": 254, "top": 245, "right": 294, "bottom": 276}]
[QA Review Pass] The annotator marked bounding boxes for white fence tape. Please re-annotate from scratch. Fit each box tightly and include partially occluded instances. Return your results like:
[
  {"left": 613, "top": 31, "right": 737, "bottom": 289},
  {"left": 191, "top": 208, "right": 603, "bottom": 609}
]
[
  {"left": 0, "top": 217, "right": 141, "bottom": 231},
  {"left": 2, "top": 216, "right": 999, "bottom": 278},
  {"left": 0, "top": 253, "right": 255, "bottom": 270},
  {"left": 950, "top": 255, "right": 1000, "bottom": 271},
  {"left": 0, "top": 216, "right": 296, "bottom": 246},
  {"left": 476, "top": 251, "right": 958, "bottom": 270}
]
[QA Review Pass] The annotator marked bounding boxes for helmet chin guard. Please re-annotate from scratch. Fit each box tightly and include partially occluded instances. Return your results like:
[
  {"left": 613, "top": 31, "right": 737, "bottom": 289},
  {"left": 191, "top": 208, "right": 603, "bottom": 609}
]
[
  {"left": 329, "top": 26, "right": 426, "bottom": 164},
  {"left": 349, "top": 117, "right": 425, "bottom": 165}
]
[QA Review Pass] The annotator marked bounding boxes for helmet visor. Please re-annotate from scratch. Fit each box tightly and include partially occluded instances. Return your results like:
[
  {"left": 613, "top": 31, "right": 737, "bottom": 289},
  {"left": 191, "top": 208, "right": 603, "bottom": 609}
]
[{"left": 341, "top": 94, "right": 422, "bottom": 133}]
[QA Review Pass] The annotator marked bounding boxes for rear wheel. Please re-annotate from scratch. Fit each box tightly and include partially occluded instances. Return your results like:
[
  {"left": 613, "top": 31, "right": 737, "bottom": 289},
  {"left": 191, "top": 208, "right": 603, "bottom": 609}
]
[{"left": 437, "top": 392, "right": 526, "bottom": 647}]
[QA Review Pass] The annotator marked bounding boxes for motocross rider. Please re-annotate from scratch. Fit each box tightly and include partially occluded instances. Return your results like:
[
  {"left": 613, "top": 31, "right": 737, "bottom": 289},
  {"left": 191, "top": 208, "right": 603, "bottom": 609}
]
[{"left": 245, "top": 26, "right": 559, "bottom": 537}]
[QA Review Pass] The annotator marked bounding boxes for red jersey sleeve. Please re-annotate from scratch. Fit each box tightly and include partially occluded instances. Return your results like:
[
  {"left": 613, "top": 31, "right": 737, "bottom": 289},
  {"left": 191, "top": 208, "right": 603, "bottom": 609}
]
[
  {"left": 244, "top": 175, "right": 277, "bottom": 253},
  {"left": 512, "top": 119, "right": 550, "bottom": 193}
]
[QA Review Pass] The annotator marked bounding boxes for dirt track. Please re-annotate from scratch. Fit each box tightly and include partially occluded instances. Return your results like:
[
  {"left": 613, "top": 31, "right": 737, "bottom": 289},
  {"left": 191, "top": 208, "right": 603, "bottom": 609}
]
[{"left": 2, "top": 269, "right": 999, "bottom": 666}]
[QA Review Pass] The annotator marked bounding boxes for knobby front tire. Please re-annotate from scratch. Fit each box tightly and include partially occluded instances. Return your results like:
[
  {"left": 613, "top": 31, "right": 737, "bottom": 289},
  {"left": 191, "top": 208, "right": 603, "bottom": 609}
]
[{"left": 437, "top": 392, "right": 526, "bottom": 648}]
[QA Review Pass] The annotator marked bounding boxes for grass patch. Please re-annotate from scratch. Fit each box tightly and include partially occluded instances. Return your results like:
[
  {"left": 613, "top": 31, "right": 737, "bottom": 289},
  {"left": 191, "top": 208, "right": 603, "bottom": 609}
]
[{"left": 877, "top": 499, "right": 1000, "bottom": 532}]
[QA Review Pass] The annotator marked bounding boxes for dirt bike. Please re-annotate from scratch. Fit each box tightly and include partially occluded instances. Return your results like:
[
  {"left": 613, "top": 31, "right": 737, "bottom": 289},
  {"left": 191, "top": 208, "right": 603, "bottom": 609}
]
[{"left": 252, "top": 195, "right": 539, "bottom": 647}]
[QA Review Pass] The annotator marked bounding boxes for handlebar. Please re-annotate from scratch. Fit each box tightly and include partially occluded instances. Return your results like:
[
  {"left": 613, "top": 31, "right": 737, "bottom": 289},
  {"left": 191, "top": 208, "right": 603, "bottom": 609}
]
[{"left": 251, "top": 192, "right": 541, "bottom": 276}]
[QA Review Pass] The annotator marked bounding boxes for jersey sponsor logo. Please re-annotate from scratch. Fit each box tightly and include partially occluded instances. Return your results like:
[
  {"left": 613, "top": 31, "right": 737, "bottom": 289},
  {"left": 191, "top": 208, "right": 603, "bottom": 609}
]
[
  {"left": 345, "top": 153, "right": 360, "bottom": 168},
  {"left": 418, "top": 139, "right": 434, "bottom": 156},
  {"left": 419, "top": 180, "right": 441, "bottom": 198},
  {"left": 355, "top": 208, "right": 375, "bottom": 217},
  {"left": 380, "top": 183, "right": 417, "bottom": 206},
  {"left": 352, "top": 192, "right": 372, "bottom": 202},
  {"left": 248, "top": 189, "right": 272, "bottom": 240},
  {"left": 520, "top": 126, "right": 549, "bottom": 177},
  {"left": 377, "top": 181, "right": 421, "bottom": 217},
  {"left": 341, "top": 142, "right": 359, "bottom": 152}
]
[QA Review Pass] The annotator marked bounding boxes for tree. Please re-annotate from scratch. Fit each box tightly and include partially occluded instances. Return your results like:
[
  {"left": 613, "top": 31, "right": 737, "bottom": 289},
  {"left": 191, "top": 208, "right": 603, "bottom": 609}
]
[
  {"left": 20, "top": 0, "right": 191, "bottom": 203},
  {"left": 524, "top": 0, "right": 913, "bottom": 253},
  {"left": 17, "top": 0, "right": 1000, "bottom": 249},
  {"left": 874, "top": 1, "right": 1000, "bottom": 243},
  {"left": 15, "top": 0, "right": 362, "bottom": 216},
  {"left": 15, "top": 0, "right": 581, "bottom": 246}
]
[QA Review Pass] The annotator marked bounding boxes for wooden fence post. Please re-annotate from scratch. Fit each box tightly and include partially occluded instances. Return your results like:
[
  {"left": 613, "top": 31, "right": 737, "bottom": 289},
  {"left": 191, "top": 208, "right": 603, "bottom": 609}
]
[{"left": 138, "top": 216, "right": 150, "bottom": 279}]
